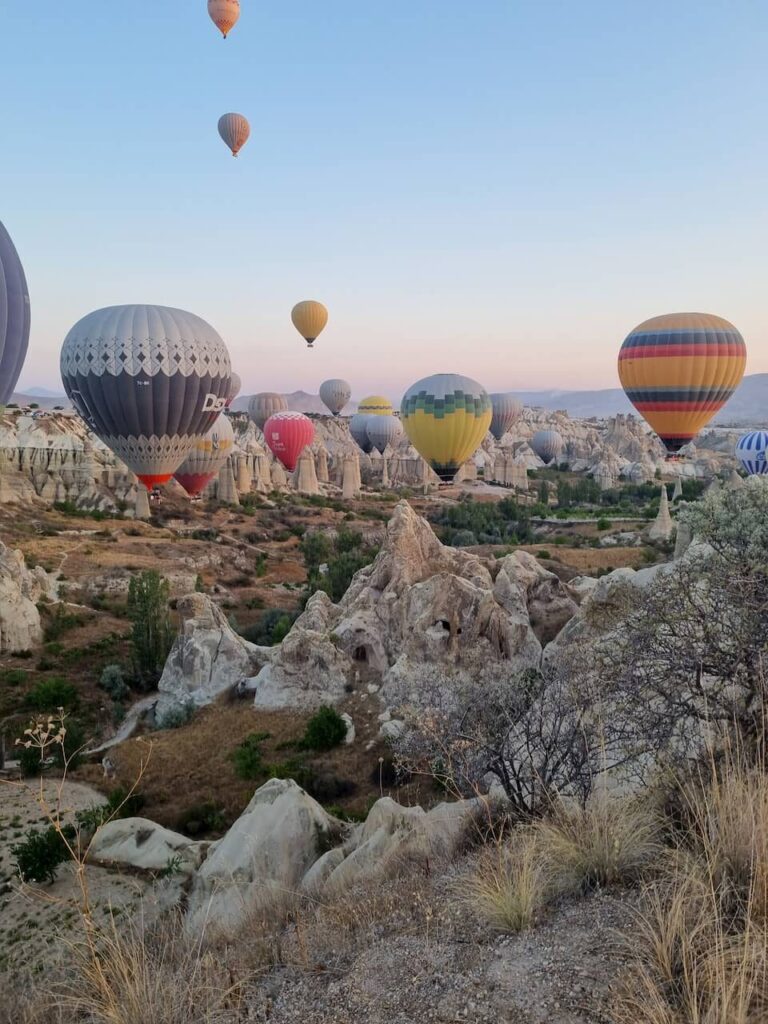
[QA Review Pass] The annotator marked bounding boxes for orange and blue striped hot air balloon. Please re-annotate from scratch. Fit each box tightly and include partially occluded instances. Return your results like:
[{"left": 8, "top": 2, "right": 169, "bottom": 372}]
[{"left": 618, "top": 313, "right": 746, "bottom": 455}]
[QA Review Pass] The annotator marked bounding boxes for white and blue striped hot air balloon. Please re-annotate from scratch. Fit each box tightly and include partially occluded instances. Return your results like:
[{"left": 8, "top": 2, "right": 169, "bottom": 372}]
[{"left": 735, "top": 431, "right": 768, "bottom": 476}]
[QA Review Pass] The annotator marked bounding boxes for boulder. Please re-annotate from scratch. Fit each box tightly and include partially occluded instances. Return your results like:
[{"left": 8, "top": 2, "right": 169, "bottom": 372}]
[
  {"left": 0, "top": 542, "right": 52, "bottom": 653},
  {"left": 90, "top": 817, "right": 206, "bottom": 875},
  {"left": 186, "top": 779, "right": 340, "bottom": 933}
]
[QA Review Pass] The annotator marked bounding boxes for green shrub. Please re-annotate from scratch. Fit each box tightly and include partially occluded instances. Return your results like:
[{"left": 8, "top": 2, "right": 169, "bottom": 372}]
[
  {"left": 43, "top": 605, "right": 87, "bottom": 641},
  {"left": 0, "top": 668, "right": 28, "bottom": 686},
  {"left": 240, "top": 608, "right": 298, "bottom": 646},
  {"left": 18, "top": 744, "right": 46, "bottom": 777},
  {"left": 12, "top": 824, "right": 76, "bottom": 884},
  {"left": 76, "top": 788, "right": 146, "bottom": 832},
  {"left": 51, "top": 718, "right": 87, "bottom": 770},
  {"left": 100, "top": 664, "right": 128, "bottom": 701},
  {"left": 300, "top": 706, "right": 347, "bottom": 752},
  {"left": 537, "top": 550, "right": 551, "bottom": 560},
  {"left": 596, "top": 518, "right": 612, "bottom": 531},
  {"left": 27, "top": 678, "right": 78, "bottom": 712},
  {"left": 231, "top": 732, "right": 271, "bottom": 780},
  {"left": 155, "top": 702, "right": 194, "bottom": 730}
]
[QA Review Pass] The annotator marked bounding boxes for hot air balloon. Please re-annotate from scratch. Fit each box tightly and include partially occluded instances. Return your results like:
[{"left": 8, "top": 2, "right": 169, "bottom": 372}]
[
  {"left": 366, "top": 414, "right": 403, "bottom": 455},
  {"left": 319, "top": 378, "right": 351, "bottom": 416},
  {"left": 400, "top": 373, "right": 492, "bottom": 482},
  {"left": 263, "top": 411, "right": 314, "bottom": 472},
  {"left": 358, "top": 395, "right": 393, "bottom": 417},
  {"left": 350, "top": 413, "right": 373, "bottom": 453},
  {"left": 225, "top": 372, "right": 241, "bottom": 409},
  {"left": 208, "top": 0, "right": 240, "bottom": 38},
  {"left": 248, "top": 392, "right": 287, "bottom": 431},
  {"left": 291, "top": 301, "right": 328, "bottom": 348},
  {"left": 736, "top": 431, "right": 768, "bottom": 476},
  {"left": 60, "top": 305, "right": 231, "bottom": 489},
  {"left": 174, "top": 414, "right": 235, "bottom": 496},
  {"left": 0, "top": 220, "right": 31, "bottom": 407},
  {"left": 218, "top": 113, "right": 250, "bottom": 157},
  {"left": 489, "top": 393, "right": 523, "bottom": 441},
  {"left": 530, "top": 430, "right": 564, "bottom": 465},
  {"left": 618, "top": 313, "right": 747, "bottom": 456}
]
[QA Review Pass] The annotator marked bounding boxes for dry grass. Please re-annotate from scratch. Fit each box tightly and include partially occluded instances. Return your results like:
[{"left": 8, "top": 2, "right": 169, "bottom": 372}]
[
  {"left": 536, "top": 790, "right": 663, "bottom": 894},
  {"left": 60, "top": 914, "right": 244, "bottom": 1024},
  {"left": 459, "top": 828, "right": 548, "bottom": 932},
  {"left": 615, "top": 755, "right": 768, "bottom": 1022}
]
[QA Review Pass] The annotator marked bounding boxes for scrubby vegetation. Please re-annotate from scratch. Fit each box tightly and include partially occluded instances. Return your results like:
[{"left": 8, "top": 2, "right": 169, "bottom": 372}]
[{"left": 300, "top": 526, "right": 379, "bottom": 602}]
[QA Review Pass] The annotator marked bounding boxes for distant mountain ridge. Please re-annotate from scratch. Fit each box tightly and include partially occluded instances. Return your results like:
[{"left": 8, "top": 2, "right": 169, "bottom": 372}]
[{"left": 15, "top": 374, "right": 768, "bottom": 426}]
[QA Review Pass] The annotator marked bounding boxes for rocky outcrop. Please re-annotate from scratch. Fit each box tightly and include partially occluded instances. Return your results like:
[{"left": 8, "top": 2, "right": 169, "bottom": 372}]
[
  {"left": 0, "top": 542, "right": 56, "bottom": 653},
  {"left": 186, "top": 778, "right": 340, "bottom": 933},
  {"left": 647, "top": 485, "right": 673, "bottom": 542},
  {"left": 248, "top": 502, "right": 575, "bottom": 711},
  {"left": 155, "top": 593, "right": 265, "bottom": 721},
  {"left": 90, "top": 817, "right": 206, "bottom": 875}
]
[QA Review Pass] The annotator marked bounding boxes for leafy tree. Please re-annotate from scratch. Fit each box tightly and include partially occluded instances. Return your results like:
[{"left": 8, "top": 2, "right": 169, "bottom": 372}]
[{"left": 127, "top": 570, "right": 173, "bottom": 687}]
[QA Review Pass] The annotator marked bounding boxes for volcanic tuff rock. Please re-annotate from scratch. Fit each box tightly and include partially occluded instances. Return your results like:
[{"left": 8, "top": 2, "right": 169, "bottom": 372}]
[
  {"left": 248, "top": 501, "right": 576, "bottom": 710},
  {"left": 0, "top": 542, "right": 56, "bottom": 653},
  {"left": 155, "top": 592, "right": 264, "bottom": 721}
]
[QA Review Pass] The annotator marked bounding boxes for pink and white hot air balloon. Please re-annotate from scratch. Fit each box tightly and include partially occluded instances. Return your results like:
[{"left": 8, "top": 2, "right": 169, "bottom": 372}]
[
  {"left": 208, "top": 0, "right": 240, "bottom": 38},
  {"left": 263, "top": 411, "right": 315, "bottom": 472}
]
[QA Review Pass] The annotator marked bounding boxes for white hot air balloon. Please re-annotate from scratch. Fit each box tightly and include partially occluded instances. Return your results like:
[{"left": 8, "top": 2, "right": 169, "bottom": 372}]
[
  {"left": 218, "top": 113, "right": 250, "bottom": 157},
  {"left": 366, "top": 413, "right": 403, "bottom": 454},
  {"left": 530, "top": 429, "right": 564, "bottom": 465},
  {"left": 319, "top": 378, "right": 351, "bottom": 416},
  {"left": 248, "top": 392, "right": 288, "bottom": 431},
  {"left": 226, "top": 372, "right": 242, "bottom": 409},
  {"left": 489, "top": 393, "right": 523, "bottom": 441}
]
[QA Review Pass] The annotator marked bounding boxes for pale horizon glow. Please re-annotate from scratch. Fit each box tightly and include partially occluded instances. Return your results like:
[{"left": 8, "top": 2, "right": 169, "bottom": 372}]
[{"left": 2, "top": 2, "right": 766, "bottom": 402}]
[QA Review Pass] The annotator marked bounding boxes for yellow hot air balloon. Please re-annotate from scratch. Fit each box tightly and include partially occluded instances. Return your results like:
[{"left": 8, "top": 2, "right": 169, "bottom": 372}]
[
  {"left": 401, "top": 373, "right": 492, "bottom": 482},
  {"left": 618, "top": 312, "right": 747, "bottom": 455},
  {"left": 358, "top": 395, "right": 393, "bottom": 416},
  {"left": 291, "top": 301, "right": 328, "bottom": 348},
  {"left": 208, "top": 0, "right": 240, "bottom": 38}
]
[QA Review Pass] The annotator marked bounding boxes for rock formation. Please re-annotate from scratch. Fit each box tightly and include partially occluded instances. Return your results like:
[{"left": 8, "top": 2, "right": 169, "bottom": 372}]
[
  {"left": 134, "top": 486, "right": 151, "bottom": 521},
  {"left": 0, "top": 543, "right": 56, "bottom": 653},
  {"left": 294, "top": 449, "right": 319, "bottom": 495},
  {"left": 647, "top": 484, "right": 674, "bottom": 542}
]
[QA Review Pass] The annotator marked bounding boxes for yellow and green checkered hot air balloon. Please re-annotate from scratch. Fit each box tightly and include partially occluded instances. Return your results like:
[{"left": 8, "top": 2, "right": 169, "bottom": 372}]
[
  {"left": 618, "top": 312, "right": 746, "bottom": 455},
  {"left": 401, "top": 373, "right": 492, "bottom": 482}
]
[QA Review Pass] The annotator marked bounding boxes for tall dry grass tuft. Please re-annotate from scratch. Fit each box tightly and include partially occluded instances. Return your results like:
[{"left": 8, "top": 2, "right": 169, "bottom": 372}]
[
  {"left": 615, "top": 752, "right": 768, "bottom": 1022},
  {"left": 61, "top": 913, "right": 243, "bottom": 1024},
  {"left": 536, "top": 790, "right": 663, "bottom": 894},
  {"left": 459, "top": 828, "right": 548, "bottom": 932}
]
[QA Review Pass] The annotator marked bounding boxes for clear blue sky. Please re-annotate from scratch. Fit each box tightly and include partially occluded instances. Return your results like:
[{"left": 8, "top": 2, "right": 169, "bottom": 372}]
[{"left": 2, "top": 1, "right": 766, "bottom": 399}]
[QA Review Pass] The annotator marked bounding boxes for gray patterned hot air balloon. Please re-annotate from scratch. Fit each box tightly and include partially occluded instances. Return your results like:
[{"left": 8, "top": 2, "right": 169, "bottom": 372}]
[
  {"left": 530, "top": 429, "right": 564, "bottom": 465},
  {"left": 226, "top": 372, "right": 241, "bottom": 409},
  {"left": 174, "top": 414, "right": 235, "bottom": 496},
  {"left": 489, "top": 393, "right": 523, "bottom": 441},
  {"left": 0, "top": 220, "right": 31, "bottom": 406},
  {"left": 319, "top": 378, "right": 351, "bottom": 417},
  {"left": 218, "top": 113, "right": 250, "bottom": 157},
  {"left": 60, "top": 305, "right": 231, "bottom": 489},
  {"left": 248, "top": 392, "right": 287, "bottom": 431},
  {"left": 350, "top": 413, "right": 373, "bottom": 454},
  {"left": 366, "top": 413, "right": 403, "bottom": 454}
]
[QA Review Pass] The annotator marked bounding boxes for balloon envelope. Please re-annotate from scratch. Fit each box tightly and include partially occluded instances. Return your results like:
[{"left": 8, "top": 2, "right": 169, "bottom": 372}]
[
  {"left": 366, "top": 413, "right": 403, "bottom": 454},
  {"left": 350, "top": 413, "right": 373, "bottom": 453},
  {"left": 358, "top": 395, "right": 393, "bottom": 416},
  {"left": 291, "top": 301, "right": 328, "bottom": 348},
  {"left": 174, "top": 414, "right": 235, "bottom": 496},
  {"left": 218, "top": 113, "right": 250, "bottom": 157},
  {"left": 248, "top": 392, "right": 287, "bottom": 430},
  {"left": 319, "top": 378, "right": 351, "bottom": 416},
  {"left": 736, "top": 431, "right": 768, "bottom": 476},
  {"left": 208, "top": 0, "right": 240, "bottom": 37},
  {"left": 489, "top": 393, "right": 523, "bottom": 441},
  {"left": 530, "top": 430, "right": 563, "bottom": 465},
  {"left": 0, "top": 220, "right": 31, "bottom": 406},
  {"left": 263, "top": 411, "right": 314, "bottom": 472},
  {"left": 618, "top": 312, "right": 747, "bottom": 455},
  {"left": 225, "top": 372, "right": 241, "bottom": 409},
  {"left": 60, "top": 305, "right": 231, "bottom": 489},
  {"left": 400, "top": 373, "right": 492, "bottom": 482}
]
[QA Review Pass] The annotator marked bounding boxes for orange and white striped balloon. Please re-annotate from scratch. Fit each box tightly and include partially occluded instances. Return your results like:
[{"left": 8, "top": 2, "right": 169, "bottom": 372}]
[{"left": 207, "top": 0, "right": 240, "bottom": 38}]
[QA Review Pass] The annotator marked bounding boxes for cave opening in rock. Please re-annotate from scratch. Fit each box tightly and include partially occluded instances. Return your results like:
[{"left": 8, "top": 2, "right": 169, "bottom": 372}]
[{"left": 353, "top": 646, "right": 368, "bottom": 662}]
